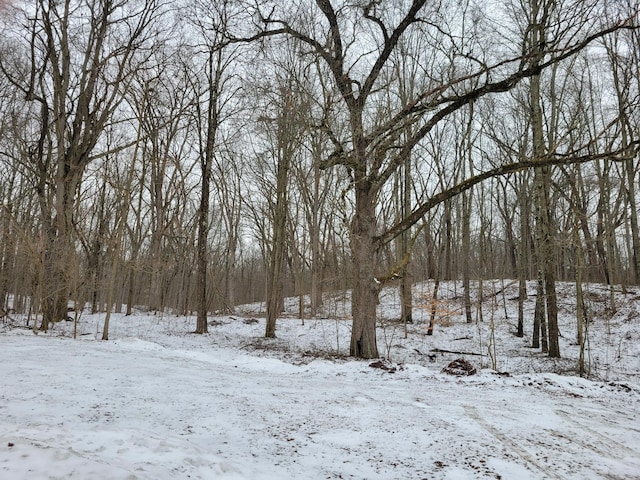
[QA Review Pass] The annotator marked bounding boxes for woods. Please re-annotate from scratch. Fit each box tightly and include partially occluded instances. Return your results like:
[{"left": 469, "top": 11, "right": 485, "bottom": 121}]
[{"left": 0, "top": 0, "right": 639, "bottom": 359}]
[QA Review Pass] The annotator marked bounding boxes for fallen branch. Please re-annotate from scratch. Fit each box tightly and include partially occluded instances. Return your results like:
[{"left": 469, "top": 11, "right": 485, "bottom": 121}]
[
  {"left": 481, "top": 280, "right": 517, "bottom": 302},
  {"left": 430, "top": 348, "right": 483, "bottom": 356}
]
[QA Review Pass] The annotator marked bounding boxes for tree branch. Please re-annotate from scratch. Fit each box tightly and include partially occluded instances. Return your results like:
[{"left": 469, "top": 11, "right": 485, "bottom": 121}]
[
  {"left": 372, "top": 17, "right": 640, "bottom": 189},
  {"left": 376, "top": 141, "right": 640, "bottom": 246},
  {"left": 359, "top": 0, "right": 426, "bottom": 106}
]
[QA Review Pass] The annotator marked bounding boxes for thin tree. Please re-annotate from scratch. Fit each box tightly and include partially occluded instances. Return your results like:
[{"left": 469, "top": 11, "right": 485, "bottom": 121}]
[
  {"left": 264, "top": 80, "right": 307, "bottom": 337},
  {"left": 186, "top": 0, "right": 240, "bottom": 333}
]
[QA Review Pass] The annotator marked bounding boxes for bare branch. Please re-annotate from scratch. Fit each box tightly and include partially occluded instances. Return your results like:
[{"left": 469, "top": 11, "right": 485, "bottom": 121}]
[
  {"left": 373, "top": 16, "right": 640, "bottom": 189},
  {"left": 377, "top": 141, "right": 640, "bottom": 246},
  {"left": 359, "top": 0, "right": 426, "bottom": 105},
  {"left": 362, "top": 2, "right": 389, "bottom": 43}
]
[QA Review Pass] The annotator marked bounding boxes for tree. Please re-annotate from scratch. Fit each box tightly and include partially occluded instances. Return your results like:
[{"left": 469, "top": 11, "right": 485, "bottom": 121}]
[
  {"left": 258, "top": 77, "right": 308, "bottom": 338},
  {"left": 527, "top": 0, "right": 560, "bottom": 357},
  {"left": 183, "top": 0, "right": 245, "bottom": 332},
  {"left": 0, "top": 0, "right": 163, "bottom": 330},
  {"left": 603, "top": 26, "right": 640, "bottom": 285},
  {"left": 226, "top": 0, "right": 637, "bottom": 358}
]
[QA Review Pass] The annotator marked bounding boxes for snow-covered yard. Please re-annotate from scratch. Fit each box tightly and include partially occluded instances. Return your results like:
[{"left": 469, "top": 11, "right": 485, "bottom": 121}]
[{"left": 1, "top": 280, "right": 639, "bottom": 479}]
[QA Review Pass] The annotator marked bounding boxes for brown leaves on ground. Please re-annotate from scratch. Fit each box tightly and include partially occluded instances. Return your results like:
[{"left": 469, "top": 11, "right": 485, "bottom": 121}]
[
  {"left": 442, "top": 358, "right": 477, "bottom": 376},
  {"left": 369, "top": 360, "right": 397, "bottom": 373}
]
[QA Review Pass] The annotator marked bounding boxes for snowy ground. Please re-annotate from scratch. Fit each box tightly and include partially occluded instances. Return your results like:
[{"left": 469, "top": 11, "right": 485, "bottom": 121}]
[{"left": 1, "top": 280, "right": 640, "bottom": 479}]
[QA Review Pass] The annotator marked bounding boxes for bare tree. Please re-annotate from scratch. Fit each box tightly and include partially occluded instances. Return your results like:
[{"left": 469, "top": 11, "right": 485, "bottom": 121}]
[
  {"left": 183, "top": 0, "right": 244, "bottom": 333},
  {"left": 603, "top": 28, "right": 640, "bottom": 284},
  {"left": 224, "top": 0, "right": 638, "bottom": 358},
  {"left": 526, "top": 0, "right": 560, "bottom": 357},
  {"left": 261, "top": 78, "right": 308, "bottom": 337},
  {"left": 0, "top": 0, "right": 163, "bottom": 330}
]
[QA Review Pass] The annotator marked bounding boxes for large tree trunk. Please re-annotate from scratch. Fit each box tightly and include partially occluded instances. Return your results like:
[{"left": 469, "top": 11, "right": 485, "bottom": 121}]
[
  {"left": 265, "top": 234, "right": 286, "bottom": 337},
  {"left": 41, "top": 235, "right": 70, "bottom": 331},
  {"left": 41, "top": 168, "right": 80, "bottom": 331},
  {"left": 349, "top": 185, "right": 379, "bottom": 358}
]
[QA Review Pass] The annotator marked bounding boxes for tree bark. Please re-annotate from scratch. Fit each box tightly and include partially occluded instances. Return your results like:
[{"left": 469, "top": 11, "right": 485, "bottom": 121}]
[
  {"left": 517, "top": 174, "right": 529, "bottom": 338},
  {"left": 349, "top": 184, "right": 380, "bottom": 358},
  {"left": 529, "top": 0, "right": 560, "bottom": 357},
  {"left": 265, "top": 172, "right": 288, "bottom": 337}
]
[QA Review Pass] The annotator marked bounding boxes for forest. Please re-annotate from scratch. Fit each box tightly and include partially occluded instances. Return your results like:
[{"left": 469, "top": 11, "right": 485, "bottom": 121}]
[{"left": 0, "top": 0, "right": 639, "bottom": 361}]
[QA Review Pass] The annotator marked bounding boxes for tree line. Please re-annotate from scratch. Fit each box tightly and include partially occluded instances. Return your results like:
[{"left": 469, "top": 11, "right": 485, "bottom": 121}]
[{"left": 0, "top": 0, "right": 638, "bottom": 359}]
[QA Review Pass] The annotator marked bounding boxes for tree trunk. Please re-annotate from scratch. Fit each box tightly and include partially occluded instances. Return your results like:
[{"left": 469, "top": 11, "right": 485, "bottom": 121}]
[
  {"left": 349, "top": 185, "right": 379, "bottom": 358},
  {"left": 462, "top": 189, "right": 473, "bottom": 324},
  {"left": 399, "top": 150, "right": 413, "bottom": 325},
  {"left": 529, "top": 2, "right": 560, "bottom": 357},
  {"left": 310, "top": 163, "right": 322, "bottom": 317},
  {"left": 195, "top": 164, "right": 210, "bottom": 334},
  {"left": 426, "top": 278, "right": 440, "bottom": 336},
  {"left": 265, "top": 178, "right": 288, "bottom": 337},
  {"left": 41, "top": 235, "right": 70, "bottom": 332},
  {"left": 574, "top": 214, "right": 588, "bottom": 375},
  {"left": 0, "top": 175, "right": 16, "bottom": 312},
  {"left": 517, "top": 174, "right": 529, "bottom": 338},
  {"left": 41, "top": 170, "right": 79, "bottom": 330}
]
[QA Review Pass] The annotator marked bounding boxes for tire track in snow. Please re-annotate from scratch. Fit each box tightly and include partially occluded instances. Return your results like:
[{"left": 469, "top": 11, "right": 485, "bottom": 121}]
[
  {"left": 555, "top": 409, "right": 640, "bottom": 459},
  {"left": 463, "top": 404, "right": 564, "bottom": 480},
  {"left": 543, "top": 426, "right": 640, "bottom": 479},
  {"left": 545, "top": 428, "right": 625, "bottom": 461}
]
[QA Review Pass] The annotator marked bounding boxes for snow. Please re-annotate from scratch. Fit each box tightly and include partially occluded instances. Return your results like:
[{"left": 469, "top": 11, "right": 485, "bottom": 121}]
[{"left": 1, "top": 280, "right": 640, "bottom": 479}]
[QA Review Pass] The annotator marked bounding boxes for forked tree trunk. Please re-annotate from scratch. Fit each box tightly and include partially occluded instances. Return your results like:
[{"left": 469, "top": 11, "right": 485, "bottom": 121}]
[
  {"left": 529, "top": 1, "right": 560, "bottom": 357},
  {"left": 41, "top": 238, "right": 69, "bottom": 332},
  {"left": 41, "top": 173, "right": 79, "bottom": 331}
]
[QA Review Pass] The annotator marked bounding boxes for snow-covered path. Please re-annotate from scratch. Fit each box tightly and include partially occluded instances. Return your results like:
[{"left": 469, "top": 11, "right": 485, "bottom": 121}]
[{"left": 2, "top": 333, "right": 639, "bottom": 479}]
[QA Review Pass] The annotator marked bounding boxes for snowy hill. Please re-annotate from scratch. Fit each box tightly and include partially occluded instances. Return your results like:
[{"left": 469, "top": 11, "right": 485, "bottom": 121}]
[{"left": 1, "top": 280, "right": 639, "bottom": 479}]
